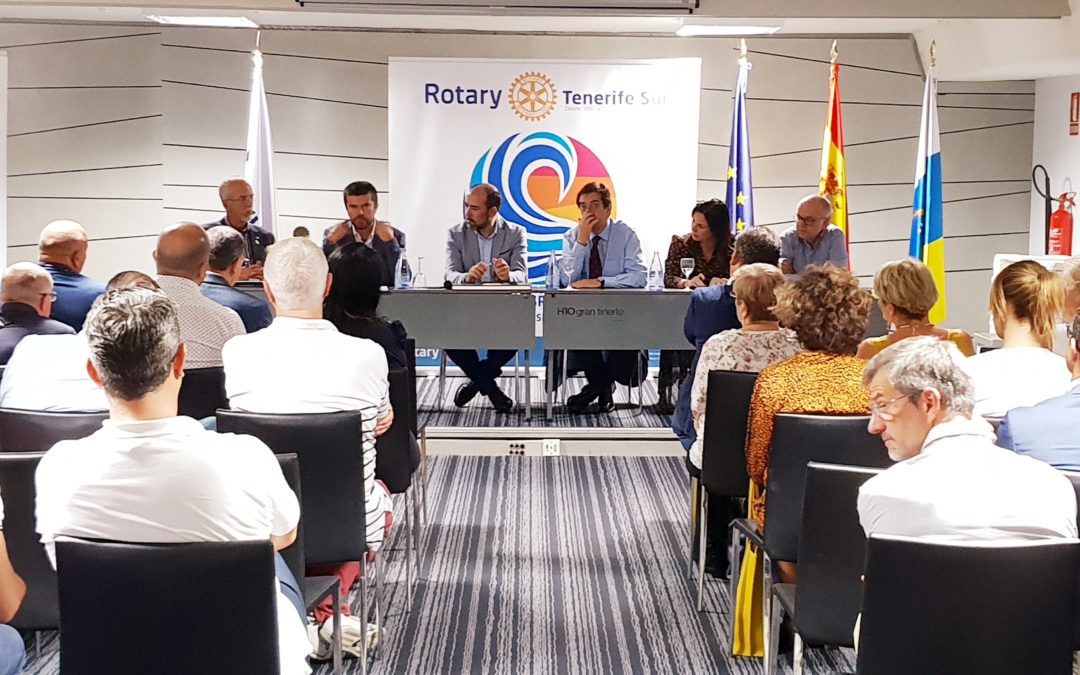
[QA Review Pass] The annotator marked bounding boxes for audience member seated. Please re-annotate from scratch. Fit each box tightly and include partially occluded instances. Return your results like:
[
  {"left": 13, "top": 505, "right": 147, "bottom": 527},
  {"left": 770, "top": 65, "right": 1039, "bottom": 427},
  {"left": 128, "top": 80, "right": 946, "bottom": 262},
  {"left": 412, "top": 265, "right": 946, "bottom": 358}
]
[
  {"left": 673, "top": 226, "right": 781, "bottom": 451},
  {"left": 857, "top": 258, "right": 974, "bottom": 359},
  {"left": 202, "top": 226, "right": 274, "bottom": 333},
  {"left": 559, "top": 182, "right": 647, "bottom": 414},
  {"left": 223, "top": 237, "right": 392, "bottom": 660},
  {"left": 658, "top": 199, "right": 733, "bottom": 414},
  {"left": 326, "top": 243, "right": 408, "bottom": 369},
  {"left": 0, "top": 489, "right": 26, "bottom": 675},
  {"left": 962, "top": 259, "right": 1070, "bottom": 418},
  {"left": 997, "top": 313, "right": 1080, "bottom": 470},
  {"left": 0, "top": 272, "right": 157, "bottom": 412},
  {"left": 688, "top": 263, "right": 799, "bottom": 471},
  {"left": 0, "top": 262, "right": 74, "bottom": 364},
  {"left": 36, "top": 220, "right": 105, "bottom": 332},
  {"left": 779, "top": 194, "right": 848, "bottom": 275},
  {"left": 859, "top": 336, "right": 1077, "bottom": 541},
  {"left": 745, "top": 264, "right": 871, "bottom": 528},
  {"left": 33, "top": 287, "right": 311, "bottom": 675},
  {"left": 154, "top": 222, "right": 245, "bottom": 369}
]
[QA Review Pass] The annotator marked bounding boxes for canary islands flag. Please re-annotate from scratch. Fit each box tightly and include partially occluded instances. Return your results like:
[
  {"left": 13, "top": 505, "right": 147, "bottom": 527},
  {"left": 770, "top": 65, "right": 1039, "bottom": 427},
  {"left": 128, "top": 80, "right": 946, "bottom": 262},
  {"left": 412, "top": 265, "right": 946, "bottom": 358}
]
[
  {"left": 725, "top": 55, "right": 754, "bottom": 233},
  {"left": 820, "top": 58, "right": 849, "bottom": 265},
  {"left": 909, "top": 62, "right": 946, "bottom": 323}
]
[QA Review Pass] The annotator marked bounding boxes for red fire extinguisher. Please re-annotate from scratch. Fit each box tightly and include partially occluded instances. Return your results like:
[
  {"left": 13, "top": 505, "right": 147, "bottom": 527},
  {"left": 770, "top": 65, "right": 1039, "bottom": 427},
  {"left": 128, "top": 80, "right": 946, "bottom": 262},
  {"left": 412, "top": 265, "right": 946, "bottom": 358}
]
[{"left": 1049, "top": 193, "right": 1075, "bottom": 256}]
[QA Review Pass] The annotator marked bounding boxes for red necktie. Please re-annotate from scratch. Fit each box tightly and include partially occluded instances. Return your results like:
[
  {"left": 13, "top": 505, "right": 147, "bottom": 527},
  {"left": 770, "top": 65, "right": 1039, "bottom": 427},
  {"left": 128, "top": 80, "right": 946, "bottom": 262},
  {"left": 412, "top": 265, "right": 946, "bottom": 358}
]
[{"left": 588, "top": 235, "right": 603, "bottom": 279}]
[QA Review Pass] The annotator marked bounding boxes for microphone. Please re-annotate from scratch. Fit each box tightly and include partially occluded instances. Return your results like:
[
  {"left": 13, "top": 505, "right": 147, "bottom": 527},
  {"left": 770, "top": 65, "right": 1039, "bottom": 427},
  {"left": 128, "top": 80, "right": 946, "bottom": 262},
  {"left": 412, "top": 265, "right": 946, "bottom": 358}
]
[{"left": 443, "top": 280, "right": 453, "bottom": 290}]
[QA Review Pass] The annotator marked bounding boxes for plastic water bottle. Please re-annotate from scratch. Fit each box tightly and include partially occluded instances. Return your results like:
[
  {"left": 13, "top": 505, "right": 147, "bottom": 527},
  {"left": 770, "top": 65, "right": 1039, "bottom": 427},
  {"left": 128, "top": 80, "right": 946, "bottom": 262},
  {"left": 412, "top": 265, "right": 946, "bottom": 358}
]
[
  {"left": 395, "top": 249, "right": 412, "bottom": 290},
  {"left": 647, "top": 251, "right": 664, "bottom": 291},
  {"left": 546, "top": 252, "right": 558, "bottom": 290}
]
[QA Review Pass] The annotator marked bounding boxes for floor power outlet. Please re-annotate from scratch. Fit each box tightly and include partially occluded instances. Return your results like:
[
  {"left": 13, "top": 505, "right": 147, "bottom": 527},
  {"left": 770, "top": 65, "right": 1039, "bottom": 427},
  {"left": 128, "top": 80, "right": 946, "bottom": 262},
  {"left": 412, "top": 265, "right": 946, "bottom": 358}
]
[{"left": 542, "top": 439, "right": 561, "bottom": 457}]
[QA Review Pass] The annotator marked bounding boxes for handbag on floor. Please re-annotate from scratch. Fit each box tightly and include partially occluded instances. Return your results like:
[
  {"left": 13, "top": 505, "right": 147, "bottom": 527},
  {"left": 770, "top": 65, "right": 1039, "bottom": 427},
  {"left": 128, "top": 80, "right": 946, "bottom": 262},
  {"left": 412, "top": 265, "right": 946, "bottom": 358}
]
[{"left": 732, "top": 480, "right": 765, "bottom": 657}]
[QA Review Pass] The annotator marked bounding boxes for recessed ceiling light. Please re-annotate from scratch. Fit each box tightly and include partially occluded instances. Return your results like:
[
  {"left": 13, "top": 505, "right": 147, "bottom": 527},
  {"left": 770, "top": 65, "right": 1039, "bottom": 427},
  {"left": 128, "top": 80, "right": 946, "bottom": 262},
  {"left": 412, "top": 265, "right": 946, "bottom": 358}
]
[
  {"left": 147, "top": 15, "right": 259, "bottom": 28},
  {"left": 676, "top": 24, "right": 781, "bottom": 37}
]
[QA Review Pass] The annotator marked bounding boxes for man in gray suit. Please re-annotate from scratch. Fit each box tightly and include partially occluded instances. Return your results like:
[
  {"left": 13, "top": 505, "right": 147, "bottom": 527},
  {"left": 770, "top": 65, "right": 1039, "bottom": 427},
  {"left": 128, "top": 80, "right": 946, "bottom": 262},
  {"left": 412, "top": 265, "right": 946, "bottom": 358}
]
[{"left": 443, "top": 183, "right": 528, "bottom": 412}]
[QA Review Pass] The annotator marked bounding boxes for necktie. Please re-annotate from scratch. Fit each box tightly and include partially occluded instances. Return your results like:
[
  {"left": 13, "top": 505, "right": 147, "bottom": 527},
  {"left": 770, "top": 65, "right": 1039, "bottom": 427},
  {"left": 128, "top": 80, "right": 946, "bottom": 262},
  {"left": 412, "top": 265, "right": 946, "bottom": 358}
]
[{"left": 588, "top": 235, "right": 603, "bottom": 279}]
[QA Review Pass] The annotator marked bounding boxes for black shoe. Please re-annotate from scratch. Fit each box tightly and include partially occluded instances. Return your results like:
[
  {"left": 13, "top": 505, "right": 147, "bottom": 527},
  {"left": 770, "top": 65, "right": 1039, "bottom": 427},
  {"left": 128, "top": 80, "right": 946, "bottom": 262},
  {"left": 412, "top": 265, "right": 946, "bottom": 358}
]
[
  {"left": 656, "top": 386, "right": 675, "bottom": 415},
  {"left": 566, "top": 385, "right": 599, "bottom": 414},
  {"left": 454, "top": 382, "right": 479, "bottom": 407},
  {"left": 595, "top": 387, "right": 614, "bottom": 413},
  {"left": 488, "top": 387, "right": 514, "bottom": 413}
]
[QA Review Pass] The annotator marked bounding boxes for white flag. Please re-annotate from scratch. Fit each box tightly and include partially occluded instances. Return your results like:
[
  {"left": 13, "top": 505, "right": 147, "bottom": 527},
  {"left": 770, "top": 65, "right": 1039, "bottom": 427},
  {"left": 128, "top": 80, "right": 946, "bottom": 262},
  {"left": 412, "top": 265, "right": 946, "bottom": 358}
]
[{"left": 244, "top": 49, "right": 279, "bottom": 240}]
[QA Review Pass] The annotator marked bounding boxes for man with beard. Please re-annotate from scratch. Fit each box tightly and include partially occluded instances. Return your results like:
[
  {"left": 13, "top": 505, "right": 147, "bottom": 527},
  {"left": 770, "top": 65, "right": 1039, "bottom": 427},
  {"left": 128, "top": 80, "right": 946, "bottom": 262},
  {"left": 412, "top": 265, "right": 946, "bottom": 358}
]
[{"left": 323, "top": 181, "right": 406, "bottom": 287}]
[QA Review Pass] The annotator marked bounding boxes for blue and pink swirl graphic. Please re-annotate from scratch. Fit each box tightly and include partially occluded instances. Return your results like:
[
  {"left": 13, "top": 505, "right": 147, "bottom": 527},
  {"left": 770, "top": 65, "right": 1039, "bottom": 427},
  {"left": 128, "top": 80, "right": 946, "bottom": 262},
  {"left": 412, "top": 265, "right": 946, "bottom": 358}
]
[{"left": 470, "top": 132, "right": 616, "bottom": 284}]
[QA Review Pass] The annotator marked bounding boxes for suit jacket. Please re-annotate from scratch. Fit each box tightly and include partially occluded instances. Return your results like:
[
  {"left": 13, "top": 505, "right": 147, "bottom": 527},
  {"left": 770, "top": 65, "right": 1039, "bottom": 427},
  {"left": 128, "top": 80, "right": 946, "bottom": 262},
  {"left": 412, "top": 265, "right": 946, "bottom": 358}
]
[
  {"left": 444, "top": 216, "right": 528, "bottom": 285},
  {"left": 200, "top": 273, "right": 273, "bottom": 333},
  {"left": 203, "top": 218, "right": 276, "bottom": 265},
  {"left": 40, "top": 262, "right": 105, "bottom": 333},
  {"left": 322, "top": 222, "right": 405, "bottom": 288},
  {"left": 998, "top": 384, "right": 1080, "bottom": 471},
  {"left": 0, "top": 302, "right": 75, "bottom": 365}
]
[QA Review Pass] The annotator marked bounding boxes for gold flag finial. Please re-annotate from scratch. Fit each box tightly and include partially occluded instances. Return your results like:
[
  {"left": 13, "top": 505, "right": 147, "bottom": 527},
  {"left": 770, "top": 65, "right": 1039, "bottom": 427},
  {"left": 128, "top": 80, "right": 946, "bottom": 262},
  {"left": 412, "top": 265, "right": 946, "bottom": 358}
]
[
  {"left": 930, "top": 40, "right": 937, "bottom": 68},
  {"left": 255, "top": 29, "right": 262, "bottom": 53},
  {"left": 831, "top": 39, "right": 838, "bottom": 64}
]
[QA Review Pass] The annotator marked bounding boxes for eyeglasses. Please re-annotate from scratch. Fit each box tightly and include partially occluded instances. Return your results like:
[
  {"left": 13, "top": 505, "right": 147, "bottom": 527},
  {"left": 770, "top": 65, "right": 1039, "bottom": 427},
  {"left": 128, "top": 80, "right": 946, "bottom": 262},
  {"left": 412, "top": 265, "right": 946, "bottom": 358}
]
[
  {"left": 869, "top": 394, "right": 910, "bottom": 422},
  {"left": 796, "top": 215, "right": 828, "bottom": 225},
  {"left": 40, "top": 292, "right": 57, "bottom": 302}
]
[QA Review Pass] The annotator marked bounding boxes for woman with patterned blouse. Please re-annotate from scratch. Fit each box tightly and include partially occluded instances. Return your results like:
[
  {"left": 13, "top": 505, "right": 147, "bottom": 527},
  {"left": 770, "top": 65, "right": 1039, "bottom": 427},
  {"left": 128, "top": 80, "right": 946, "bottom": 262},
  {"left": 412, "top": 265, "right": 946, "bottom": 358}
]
[{"left": 657, "top": 199, "right": 733, "bottom": 413}]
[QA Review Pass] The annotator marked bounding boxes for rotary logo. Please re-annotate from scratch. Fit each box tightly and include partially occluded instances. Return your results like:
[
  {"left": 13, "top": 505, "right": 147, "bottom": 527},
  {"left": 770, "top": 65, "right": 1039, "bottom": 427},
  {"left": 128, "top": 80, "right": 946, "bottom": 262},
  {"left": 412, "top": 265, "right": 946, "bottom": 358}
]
[{"left": 508, "top": 72, "right": 557, "bottom": 122}]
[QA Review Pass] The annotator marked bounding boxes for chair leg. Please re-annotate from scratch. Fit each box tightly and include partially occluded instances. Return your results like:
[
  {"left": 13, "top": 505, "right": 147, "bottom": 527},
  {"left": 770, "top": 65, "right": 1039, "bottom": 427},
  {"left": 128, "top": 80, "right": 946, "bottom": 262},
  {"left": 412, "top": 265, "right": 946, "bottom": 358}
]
[
  {"left": 404, "top": 489, "right": 415, "bottom": 608},
  {"left": 793, "top": 633, "right": 805, "bottom": 675},
  {"left": 728, "top": 524, "right": 742, "bottom": 623},
  {"left": 420, "top": 428, "right": 428, "bottom": 526},
  {"left": 688, "top": 477, "right": 700, "bottom": 577},
  {"left": 358, "top": 557, "right": 368, "bottom": 675},
  {"left": 331, "top": 585, "right": 343, "bottom": 675},
  {"left": 411, "top": 484, "right": 422, "bottom": 581},
  {"left": 438, "top": 351, "right": 447, "bottom": 405},
  {"left": 35, "top": 631, "right": 40, "bottom": 660},
  {"left": 761, "top": 554, "right": 775, "bottom": 671},
  {"left": 766, "top": 593, "right": 783, "bottom": 675},
  {"left": 696, "top": 492, "right": 709, "bottom": 611}
]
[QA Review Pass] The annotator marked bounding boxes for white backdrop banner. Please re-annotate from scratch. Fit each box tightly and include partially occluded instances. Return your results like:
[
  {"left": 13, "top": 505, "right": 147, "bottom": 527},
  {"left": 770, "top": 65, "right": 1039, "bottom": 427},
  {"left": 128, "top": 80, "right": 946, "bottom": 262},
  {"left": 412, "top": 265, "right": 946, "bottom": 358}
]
[{"left": 388, "top": 57, "right": 702, "bottom": 285}]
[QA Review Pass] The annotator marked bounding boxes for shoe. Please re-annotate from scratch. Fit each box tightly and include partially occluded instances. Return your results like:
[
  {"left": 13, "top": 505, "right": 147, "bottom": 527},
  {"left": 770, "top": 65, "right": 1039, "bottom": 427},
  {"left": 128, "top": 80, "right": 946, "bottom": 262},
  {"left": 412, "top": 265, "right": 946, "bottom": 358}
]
[
  {"left": 311, "top": 615, "right": 379, "bottom": 660},
  {"left": 454, "top": 381, "right": 479, "bottom": 407},
  {"left": 595, "top": 386, "right": 614, "bottom": 413},
  {"left": 566, "top": 385, "right": 599, "bottom": 414},
  {"left": 488, "top": 387, "right": 514, "bottom": 413},
  {"left": 657, "top": 385, "right": 675, "bottom": 415}
]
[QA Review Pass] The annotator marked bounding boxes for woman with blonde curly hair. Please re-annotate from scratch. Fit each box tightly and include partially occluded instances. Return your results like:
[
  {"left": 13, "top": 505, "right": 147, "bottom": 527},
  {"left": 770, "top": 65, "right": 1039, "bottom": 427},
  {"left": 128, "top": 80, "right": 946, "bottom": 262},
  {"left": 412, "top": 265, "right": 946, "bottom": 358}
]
[
  {"left": 962, "top": 259, "right": 1070, "bottom": 417},
  {"left": 857, "top": 258, "right": 974, "bottom": 359}
]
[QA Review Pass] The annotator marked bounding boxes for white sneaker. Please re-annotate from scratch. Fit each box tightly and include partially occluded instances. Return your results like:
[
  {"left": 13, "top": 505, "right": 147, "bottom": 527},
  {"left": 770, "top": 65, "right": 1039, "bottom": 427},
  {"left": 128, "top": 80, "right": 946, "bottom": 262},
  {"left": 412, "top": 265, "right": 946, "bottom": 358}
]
[{"left": 315, "top": 614, "right": 379, "bottom": 659}]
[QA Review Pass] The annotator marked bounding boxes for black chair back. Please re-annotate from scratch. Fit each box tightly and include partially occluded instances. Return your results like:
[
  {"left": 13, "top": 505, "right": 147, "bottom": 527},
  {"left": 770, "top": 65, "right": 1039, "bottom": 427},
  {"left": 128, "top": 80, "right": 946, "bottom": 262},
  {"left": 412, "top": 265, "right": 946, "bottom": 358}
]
[
  {"left": 216, "top": 409, "right": 369, "bottom": 566},
  {"left": 178, "top": 367, "right": 227, "bottom": 420},
  {"left": 376, "top": 368, "right": 413, "bottom": 494},
  {"left": 792, "top": 462, "right": 881, "bottom": 647},
  {"left": 1061, "top": 472, "right": 1080, "bottom": 647},
  {"left": 404, "top": 337, "right": 419, "bottom": 435},
  {"left": 275, "top": 453, "right": 304, "bottom": 585},
  {"left": 0, "top": 409, "right": 107, "bottom": 452},
  {"left": 0, "top": 452, "right": 56, "bottom": 630},
  {"left": 57, "top": 539, "right": 280, "bottom": 674},
  {"left": 699, "top": 370, "right": 758, "bottom": 498},
  {"left": 764, "top": 414, "right": 889, "bottom": 562},
  {"left": 857, "top": 535, "right": 1078, "bottom": 675}
]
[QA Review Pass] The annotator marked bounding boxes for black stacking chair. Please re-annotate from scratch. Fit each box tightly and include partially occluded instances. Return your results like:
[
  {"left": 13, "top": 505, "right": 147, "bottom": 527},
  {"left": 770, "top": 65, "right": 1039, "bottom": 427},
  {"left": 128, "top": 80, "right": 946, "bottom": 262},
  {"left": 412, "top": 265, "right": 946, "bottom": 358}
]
[
  {"left": 376, "top": 368, "right": 420, "bottom": 602},
  {"left": 694, "top": 370, "right": 757, "bottom": 611},
  {"left": 0, "top": 452, "right": 56, "bottom": 657},
  {"left": 217, "top": 409, "right": 378, "bottom": 673},
  {"left": 767, "top": 463, "right": 882, "bottom": 674},
  {"left": 405, "top": 338, "right": 428, "bottom": 523},
  {"left": 276, "top": 453, "right": 342, "bottom": 673},
  {"left": 729, "top": 413, "right": 889, "bottom": 661},
  {"left": 1059, "top": 471, "right": 1080, "bottom": 649},
  {"left": 56, "top": 539, "right": 281, "bottom": 674},
  {"left": 0, "top": 409, "right": 107, "bottom": 452},
  {"left": 857, "top": 535, "right": 1079, "bottom": 675},
  {"left": 177, "top": 367, "right": 227, "bottom": 420}
]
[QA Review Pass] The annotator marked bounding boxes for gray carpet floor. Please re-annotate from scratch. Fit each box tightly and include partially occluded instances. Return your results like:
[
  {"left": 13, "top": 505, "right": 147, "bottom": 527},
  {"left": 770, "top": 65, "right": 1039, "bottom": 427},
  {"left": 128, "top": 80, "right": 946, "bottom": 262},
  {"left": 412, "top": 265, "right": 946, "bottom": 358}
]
[{"left": 22, "top": 455, "right": 856, "bottom": 674}]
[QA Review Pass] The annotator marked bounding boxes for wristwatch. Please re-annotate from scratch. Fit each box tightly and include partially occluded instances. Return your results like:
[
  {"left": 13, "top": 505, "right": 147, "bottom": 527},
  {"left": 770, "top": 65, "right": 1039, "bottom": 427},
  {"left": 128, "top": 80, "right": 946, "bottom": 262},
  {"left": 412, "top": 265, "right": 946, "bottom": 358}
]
[{"left": 599, "top": 278, "right": 605, "bottom": 289}]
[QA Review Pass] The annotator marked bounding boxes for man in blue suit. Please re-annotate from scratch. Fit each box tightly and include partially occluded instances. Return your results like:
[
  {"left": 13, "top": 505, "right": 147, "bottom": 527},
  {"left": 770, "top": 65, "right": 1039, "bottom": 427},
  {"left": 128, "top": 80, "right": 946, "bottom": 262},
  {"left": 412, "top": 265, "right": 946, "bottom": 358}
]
[
  {"left": 672, "top": 226, "right": 781, "bottom": 450},
  {"left": 201, "top": 227, "right": 273, "bottom": 333},
  {"left": 997, "top": 314, "right": 1080, "bottom": 470},
  {"left": 37, "top": 220, "right": 105, "bottom": 332}
]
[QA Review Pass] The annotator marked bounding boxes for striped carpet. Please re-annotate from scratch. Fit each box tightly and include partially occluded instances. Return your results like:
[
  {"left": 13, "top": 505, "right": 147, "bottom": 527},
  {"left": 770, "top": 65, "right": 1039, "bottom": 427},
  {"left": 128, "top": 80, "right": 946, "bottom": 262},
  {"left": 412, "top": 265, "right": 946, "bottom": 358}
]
[{"left": 418, "top": 376, "right": 673, "bottom": 429}]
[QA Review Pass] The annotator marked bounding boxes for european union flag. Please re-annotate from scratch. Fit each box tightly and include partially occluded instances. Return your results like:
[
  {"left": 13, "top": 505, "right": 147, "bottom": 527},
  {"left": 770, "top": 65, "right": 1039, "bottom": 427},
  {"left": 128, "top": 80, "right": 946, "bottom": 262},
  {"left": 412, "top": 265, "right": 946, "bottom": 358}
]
[{"left": 725, "top": 55, "right": 754, "bottom": 233}]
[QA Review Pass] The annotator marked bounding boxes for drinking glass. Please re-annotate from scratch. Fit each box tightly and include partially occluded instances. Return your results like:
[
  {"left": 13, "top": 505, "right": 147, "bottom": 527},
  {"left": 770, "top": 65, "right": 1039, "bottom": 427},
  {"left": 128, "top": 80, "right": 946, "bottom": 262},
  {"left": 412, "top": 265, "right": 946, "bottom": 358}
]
[
  {"left": 412, "top": 257, "right": 427, "bottom": 288},
  {"left": 680, "top": 257, "right": 695, "bottom": 280}
]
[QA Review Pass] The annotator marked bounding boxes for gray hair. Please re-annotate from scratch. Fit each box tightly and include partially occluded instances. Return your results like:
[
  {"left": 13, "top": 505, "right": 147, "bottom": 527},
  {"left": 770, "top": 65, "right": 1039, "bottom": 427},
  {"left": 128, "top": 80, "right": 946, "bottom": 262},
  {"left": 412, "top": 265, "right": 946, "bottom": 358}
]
[
  {"left": 862, "top": 336, "right": 974, "bottom": 416},
  {"left": 207, "top": 226, "right": 245, "bottom": 272},
  {"left": 1, "top": 262, "right": 52, "bottom": 305},
  {"left": 218, "top": 177, "right": 250, "bottom": 203},
  {"left": 797, "top": 193, "right": 833, "bottom": 220},
  {"left": 85, "top": 287, "right": 181, "bottom": 401},
  {"left": 264, "top": 237, "right": 328, "bottom": 311}
]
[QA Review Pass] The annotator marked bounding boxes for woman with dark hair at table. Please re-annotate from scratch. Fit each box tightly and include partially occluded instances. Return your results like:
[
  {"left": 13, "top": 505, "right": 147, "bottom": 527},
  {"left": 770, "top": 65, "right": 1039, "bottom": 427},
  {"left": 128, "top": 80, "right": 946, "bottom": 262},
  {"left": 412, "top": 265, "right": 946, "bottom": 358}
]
[
  {"left": 325, "top": 242, "right": 408, "bottom": 369},
  {"left": 657, "top": 199, "right": 734, "bottom": 414}
]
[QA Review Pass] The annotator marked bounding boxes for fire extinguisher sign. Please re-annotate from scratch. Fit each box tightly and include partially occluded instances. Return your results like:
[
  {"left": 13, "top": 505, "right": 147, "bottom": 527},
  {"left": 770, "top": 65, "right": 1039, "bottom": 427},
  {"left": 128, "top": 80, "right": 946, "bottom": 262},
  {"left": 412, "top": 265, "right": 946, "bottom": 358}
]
[{"left": 1072, "top": 92, "right": 1079, "bottom": 136}]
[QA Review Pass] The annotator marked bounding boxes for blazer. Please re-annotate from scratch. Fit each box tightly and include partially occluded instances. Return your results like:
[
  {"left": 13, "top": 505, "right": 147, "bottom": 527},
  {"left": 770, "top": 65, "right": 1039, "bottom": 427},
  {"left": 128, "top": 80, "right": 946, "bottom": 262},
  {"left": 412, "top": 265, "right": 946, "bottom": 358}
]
[
  {"left": 444, "top": 216, "right": 528, "bottom": 285},
  {"left": 202, "top": 218, "right": 276, "bottom": 265},
  {"left": 40, "top": 262, "right": 105, "bottom": 333},
  {"left": 200, "top": 272, "right": 274, "bottom": 333},
  {"left": 323, "top": 222, "right": 406, "bottom": 288},
  {"left": 0, "top": 302, "right": 75, "bottom": 365},
  {"left": 998, "top": 384, "right": 1080, "bottom": 471}
]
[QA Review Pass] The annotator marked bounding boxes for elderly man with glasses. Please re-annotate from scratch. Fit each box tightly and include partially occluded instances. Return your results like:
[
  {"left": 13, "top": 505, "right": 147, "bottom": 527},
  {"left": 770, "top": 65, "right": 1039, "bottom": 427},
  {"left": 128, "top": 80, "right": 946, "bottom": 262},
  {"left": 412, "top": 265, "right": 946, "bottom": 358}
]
[
  {"left": 779, "top": 194, "right": 848, "bottom": 275},
  {"left": 0, "top": 262, "right": 74, "bottom": 364},
  {"left": 857, "top": 336, "right": 1076, "bottom": 542}
]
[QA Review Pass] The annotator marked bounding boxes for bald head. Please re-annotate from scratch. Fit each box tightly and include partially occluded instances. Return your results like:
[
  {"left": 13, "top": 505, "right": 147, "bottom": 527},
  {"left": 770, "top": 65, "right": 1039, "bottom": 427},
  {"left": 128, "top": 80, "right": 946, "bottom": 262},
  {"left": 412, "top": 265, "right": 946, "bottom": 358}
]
[
  {"left": 794, "top": 194, "right": 834, "bottom": 244},
  {"left": 154, "top": 223, "right": 211, "bottom": 283},
  {"left": 39, "top": 220, "right": 90, "bottom": 272},
  {"left": 2, "top": 262, "right": 54, "bottom": 318}
]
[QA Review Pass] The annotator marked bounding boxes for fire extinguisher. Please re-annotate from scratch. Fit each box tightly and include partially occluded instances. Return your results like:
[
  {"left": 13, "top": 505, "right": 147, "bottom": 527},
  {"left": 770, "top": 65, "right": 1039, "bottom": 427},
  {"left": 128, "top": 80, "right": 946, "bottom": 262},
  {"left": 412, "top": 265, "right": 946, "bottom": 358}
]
[{"left": 1048, "top": 193, "right": 1076, "bottom": 256}]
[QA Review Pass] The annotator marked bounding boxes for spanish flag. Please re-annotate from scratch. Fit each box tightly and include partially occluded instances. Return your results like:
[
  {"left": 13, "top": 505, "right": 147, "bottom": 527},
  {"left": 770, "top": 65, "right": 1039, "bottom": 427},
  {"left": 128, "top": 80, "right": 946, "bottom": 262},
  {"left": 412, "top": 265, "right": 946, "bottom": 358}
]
[{"left": 819, "top": 45, "right": 849, "bottom": 266}]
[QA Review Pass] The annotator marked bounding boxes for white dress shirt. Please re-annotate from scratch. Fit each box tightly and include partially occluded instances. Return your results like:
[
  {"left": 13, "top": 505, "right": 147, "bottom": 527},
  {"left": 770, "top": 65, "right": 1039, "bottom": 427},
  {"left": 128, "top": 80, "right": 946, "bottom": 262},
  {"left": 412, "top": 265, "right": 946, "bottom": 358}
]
[
  {"left": 858, "top": 416, "right": 1078, "bottom": 543},
  {"left": 0, "top": 333, "right": 107, "bottom": 411},
  {"left": 156, "top": 275, "right": 245, "bottom": 369},
  {"left": 223, "top": 317, "right": 392, "bottom": 550},
  {"left": 962, "top": 347, "right": 1071, "bottom": 418},
  {"left": 35, "top": 416, "right": 310, "bottom": 675}
]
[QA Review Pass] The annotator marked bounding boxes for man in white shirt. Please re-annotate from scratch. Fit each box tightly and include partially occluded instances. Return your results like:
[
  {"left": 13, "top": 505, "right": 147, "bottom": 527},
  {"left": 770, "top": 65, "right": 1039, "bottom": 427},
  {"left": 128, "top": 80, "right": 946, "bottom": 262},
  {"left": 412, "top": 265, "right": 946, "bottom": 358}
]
[
  {"left": 858, "top": 336, "right": 1077, "bottom": 542},
  {"left": 223, "top": 237, "right": 392, "bottom": 660},
  {"left": 33, "top": 287, "right": 311, "bottom": 675},
  {"left": 154, "top": 222, "right": 245, "bottom": 369}
]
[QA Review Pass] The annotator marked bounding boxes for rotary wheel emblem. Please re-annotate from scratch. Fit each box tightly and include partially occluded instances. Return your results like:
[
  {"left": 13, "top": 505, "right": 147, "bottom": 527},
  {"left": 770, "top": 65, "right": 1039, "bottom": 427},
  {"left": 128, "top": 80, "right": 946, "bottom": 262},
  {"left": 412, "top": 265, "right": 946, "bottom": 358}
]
[{"left": 509, "top": 72, "right": 557, "bottom": 122}]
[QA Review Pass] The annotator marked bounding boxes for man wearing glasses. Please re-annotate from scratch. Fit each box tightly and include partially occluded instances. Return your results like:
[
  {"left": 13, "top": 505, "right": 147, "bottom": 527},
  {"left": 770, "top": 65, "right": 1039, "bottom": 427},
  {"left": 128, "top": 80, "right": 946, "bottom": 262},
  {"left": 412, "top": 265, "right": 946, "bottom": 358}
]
[
  {"left": 0, "top": 262, "right": 74, "bottom": 364},
  {"left": 204, "top": 178, "right": 275, "bottom": 280},
  {"left": 779, "top": 194, "right": 848, "bottom": 275}
]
